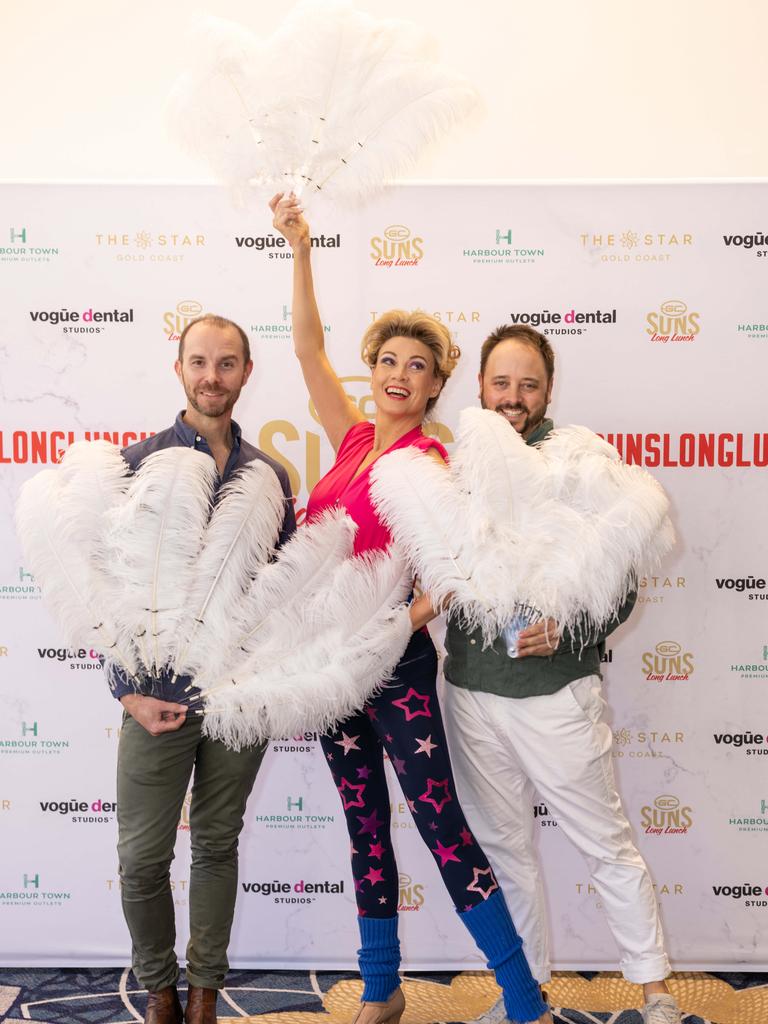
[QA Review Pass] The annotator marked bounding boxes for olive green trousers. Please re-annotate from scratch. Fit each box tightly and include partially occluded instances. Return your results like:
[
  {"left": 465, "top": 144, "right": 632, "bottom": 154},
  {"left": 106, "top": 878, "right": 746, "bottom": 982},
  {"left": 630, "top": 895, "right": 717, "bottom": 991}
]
[{"left": 117, "top": 713, "right": 265, "bottom": 991}]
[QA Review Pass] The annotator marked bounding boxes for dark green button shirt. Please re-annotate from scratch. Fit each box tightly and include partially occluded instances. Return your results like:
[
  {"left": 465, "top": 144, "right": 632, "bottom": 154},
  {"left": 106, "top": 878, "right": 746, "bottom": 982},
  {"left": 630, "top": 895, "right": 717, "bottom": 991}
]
[{"left": 443, "top": 417, "right": 636, "bottom": 699}]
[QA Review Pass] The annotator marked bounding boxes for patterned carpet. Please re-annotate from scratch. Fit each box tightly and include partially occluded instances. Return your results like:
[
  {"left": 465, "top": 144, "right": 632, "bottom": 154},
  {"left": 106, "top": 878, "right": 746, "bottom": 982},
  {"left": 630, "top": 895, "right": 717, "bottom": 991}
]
[{"left": 0, "top": 968, "right": 765, "bottom": 1023}]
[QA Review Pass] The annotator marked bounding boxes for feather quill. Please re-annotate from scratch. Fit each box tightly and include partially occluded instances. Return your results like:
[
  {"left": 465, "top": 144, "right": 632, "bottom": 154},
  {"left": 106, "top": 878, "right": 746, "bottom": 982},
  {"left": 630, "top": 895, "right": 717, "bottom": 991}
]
[
  {"left": 187, "top": 506, "right": 356, "bottom": 694},
  {"left": 172, "top": 459, "right": 286, "bottom": 681},
  {"left": 231, "top": 506, "right": 356, "bottom": 657},
  {"left": 103, "top": 447, "right": 217, "bottom": 676}
]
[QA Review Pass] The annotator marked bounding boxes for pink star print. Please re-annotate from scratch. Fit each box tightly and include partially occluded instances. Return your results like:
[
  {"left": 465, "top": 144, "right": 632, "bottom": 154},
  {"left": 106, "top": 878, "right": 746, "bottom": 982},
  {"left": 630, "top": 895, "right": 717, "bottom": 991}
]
[
  {"left": 364, "top": 866, "right": 385, "bottom": 886},
  {"left": 369, "top": 841, "right": 386, "bottom": 859},
  {"left": 392, "top": 756, "right": 407, "bottom": 776},
  {"left": 357, "top": 809, "right": 384, "bottom": 836},
  {"left": 392, "top": 688, "right": 432, "bottom": 721},
  {"left": 335, "top": 731, "right": 361, "bottom": 755},
  {"left": 414, "top": 734, "right": 437, "bottom": 757},
  {"left": 460, "top": 827, "right": 474, "bottom": 846},
  {"left": 432, "top": 839, "right": 461, "bottom": 867},
  {"left": 366, "top": 706, "right": 378, "bottom": 721},
  {"left": 357, "top": 766, "right": 372, "bottom": 780},
  {"left": 466, "top": 867, "right": 499, "bottom": 900},
  {"left": 338, "top": 777, "right": 366, "bottom": 810},
  {"left": 407, "top": 799, "right": 417, "bottom": 814},
  {"left": 419, "top": 778, "right": 453, "bottom": 814}
]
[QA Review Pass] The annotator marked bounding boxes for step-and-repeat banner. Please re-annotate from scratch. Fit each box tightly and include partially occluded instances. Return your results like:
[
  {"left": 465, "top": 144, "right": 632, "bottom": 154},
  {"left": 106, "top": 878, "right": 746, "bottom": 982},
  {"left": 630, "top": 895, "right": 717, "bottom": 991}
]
[{"left": 0, "top": 183, "right": 766, "bottom": 970}]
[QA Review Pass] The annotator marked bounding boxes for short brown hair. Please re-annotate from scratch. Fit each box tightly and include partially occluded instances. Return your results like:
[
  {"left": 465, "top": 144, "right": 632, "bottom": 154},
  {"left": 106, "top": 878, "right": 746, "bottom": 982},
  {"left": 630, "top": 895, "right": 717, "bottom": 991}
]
[
  {"left": 480, "top": 324, "right": 555, "bottom": 381},
  {"left": 361, "top": 310, "right": 460, "bottom": 414},
  {"left": 178, "top": 314, "right": 251, "bottom": 363}
]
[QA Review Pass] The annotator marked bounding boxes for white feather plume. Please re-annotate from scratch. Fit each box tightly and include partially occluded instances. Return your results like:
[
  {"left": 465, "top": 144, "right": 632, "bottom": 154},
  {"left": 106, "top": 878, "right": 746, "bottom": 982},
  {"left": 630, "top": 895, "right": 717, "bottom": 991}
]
[
  {"left": 15, "top": 442, "right": 137, "bottom": 678},
  {"left": 56, "top": 440, "right": 133, "bottom": 514},
  {"left": 371, "top": 412, "right": 676, "bottom": 645},
  {"left": 451, "top": 407, "right": 549, "bottom": 547},
  {"left": 200, "top": 547, "right": 413, "bottom": 749},
  {"left": 164, "top": 16, "right": 276, "bottom": 203},
  {"left": 172, "top": 459, "right": 286, "bottom": 681},
  {"left": 369, "top": 447, "right": 498, "bottom": 634},
  {"left": 537, "top": 426, "right": 675, "bottom": 617},
  {"left": 103, "top": 447, "right": 218, "bottom": 676},
  {"left": 166, "top": 0, "right": 482, "bottom": 203},
  {"left": 224, "top": 506, "right": 357, "bottom": 666}
]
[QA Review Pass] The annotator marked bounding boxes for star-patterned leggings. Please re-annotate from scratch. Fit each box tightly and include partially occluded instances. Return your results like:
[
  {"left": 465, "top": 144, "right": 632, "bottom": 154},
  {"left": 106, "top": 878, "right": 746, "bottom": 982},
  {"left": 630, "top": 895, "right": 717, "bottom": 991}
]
[{"left": 321, "top": 628, "right": 499, "bottom": 917}]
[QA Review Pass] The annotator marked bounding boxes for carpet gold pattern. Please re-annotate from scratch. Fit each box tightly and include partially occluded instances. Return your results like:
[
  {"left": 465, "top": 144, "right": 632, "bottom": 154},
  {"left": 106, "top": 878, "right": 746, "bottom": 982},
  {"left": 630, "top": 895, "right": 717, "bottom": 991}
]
[{"left": 217, "top": 970, "right": 768, "bottom": 1024}]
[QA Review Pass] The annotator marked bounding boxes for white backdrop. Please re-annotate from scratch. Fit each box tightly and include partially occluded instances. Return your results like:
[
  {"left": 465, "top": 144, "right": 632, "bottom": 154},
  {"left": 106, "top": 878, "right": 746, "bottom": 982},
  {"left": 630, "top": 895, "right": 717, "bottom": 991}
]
[{"left": 0, "top": 182, "right": 766, "bottom": 971}]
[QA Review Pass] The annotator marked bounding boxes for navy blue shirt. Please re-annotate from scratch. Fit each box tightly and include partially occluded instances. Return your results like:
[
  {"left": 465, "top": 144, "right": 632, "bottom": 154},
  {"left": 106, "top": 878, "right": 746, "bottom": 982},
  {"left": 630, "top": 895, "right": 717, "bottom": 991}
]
[{"left": 110, "top": 412, "right": 296, "bottom": 702}]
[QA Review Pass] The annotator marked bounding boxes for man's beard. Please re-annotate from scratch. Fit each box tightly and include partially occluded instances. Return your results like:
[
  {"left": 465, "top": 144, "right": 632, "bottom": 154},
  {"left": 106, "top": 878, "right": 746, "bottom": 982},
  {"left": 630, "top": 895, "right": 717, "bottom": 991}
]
[
  {"left": 481, "top": 396, "right": 537, "bottom": 436},
  {"left": 181, "top": 372, "right": 241, "bottom": 418},
  {"left": 188, "top": 390, "right": 234, "bottom": 418}
]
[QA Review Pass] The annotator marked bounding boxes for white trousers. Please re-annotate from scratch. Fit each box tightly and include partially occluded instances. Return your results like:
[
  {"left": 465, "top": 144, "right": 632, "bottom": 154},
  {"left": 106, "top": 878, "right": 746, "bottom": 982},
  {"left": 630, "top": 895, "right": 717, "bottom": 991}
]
[{"left": 443, "top": 676, "right": 670, "bottom": 985}]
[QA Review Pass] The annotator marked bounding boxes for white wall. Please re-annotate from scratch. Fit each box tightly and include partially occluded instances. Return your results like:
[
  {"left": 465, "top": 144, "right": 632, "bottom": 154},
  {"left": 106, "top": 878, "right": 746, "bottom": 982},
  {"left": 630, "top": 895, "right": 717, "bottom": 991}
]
[{"left": 2, "top": 0, "right": 767, "bottom": 183}]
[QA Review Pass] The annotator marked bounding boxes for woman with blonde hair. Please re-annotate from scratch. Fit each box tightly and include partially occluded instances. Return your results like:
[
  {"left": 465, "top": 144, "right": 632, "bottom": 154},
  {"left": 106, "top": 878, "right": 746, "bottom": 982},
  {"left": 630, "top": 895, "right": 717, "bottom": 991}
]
[{"left": 270, "top": 192, "right": 552, "bottom": 1024}]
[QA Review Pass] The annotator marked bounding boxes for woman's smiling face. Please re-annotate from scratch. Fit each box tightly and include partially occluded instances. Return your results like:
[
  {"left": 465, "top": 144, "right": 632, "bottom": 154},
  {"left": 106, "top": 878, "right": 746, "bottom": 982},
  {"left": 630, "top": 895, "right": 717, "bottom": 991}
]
[{"left": 371, "top": 335, "right": 442, "bottom": 419}]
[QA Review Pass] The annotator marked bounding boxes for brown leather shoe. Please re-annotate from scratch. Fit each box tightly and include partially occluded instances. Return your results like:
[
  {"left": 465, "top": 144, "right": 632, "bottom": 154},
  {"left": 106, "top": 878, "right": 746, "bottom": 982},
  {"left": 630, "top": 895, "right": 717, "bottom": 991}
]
[
  {"left": 145, "top": 985, "right": 183, "bottom": 1024},
  {"left": 184, "top": 985, "right": 218, "bottom": 1024}
]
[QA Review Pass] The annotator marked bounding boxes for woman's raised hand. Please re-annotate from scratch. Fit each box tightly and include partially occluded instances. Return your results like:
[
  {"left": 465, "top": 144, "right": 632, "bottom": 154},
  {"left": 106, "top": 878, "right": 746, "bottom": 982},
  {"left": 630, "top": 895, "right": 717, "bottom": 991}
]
[{"left": 269, "top": 192, "right": 310, "bottom": 251}]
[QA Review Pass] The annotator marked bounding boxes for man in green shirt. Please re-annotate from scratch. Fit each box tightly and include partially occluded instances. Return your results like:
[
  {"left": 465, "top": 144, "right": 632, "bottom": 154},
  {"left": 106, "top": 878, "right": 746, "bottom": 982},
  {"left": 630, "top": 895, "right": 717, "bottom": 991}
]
[{"left": 442, "top": 325, "right": 680, "bottom": 1024}]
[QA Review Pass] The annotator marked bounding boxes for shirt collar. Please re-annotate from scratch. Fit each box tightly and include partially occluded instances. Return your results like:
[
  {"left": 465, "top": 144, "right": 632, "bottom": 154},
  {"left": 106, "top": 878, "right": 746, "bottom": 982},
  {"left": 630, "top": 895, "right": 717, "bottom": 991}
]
[
  {"left": 173, "top": 411, "right": 243, "bottom": 453},
  {"left": 525, "top": 417, "right": 554, "bottom": 447}
]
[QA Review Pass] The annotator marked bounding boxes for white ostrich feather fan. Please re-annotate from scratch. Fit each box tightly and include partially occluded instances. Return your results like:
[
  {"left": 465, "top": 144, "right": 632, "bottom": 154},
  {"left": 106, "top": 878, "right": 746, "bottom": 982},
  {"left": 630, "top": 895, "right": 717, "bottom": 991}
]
[
  {"left": 191, "top": 506, "right": 357, "bottom": 686},
  {"left": 172, "top": 459, "right": 287, "bottom": 682},
  {"left": 102, "top": 447, "right": 218, "bottom": 677},
  {"left": 200, "top": 545, "right": 413, "bottom": 750},
  {"left": 15, "top": 441, "right": 138, "bottom": 681},
  {"left": 370, "top": 408, "right": 676, "bottom": 645},
  {"left": 369, "top": 446, "right": 499, "bottom": 635},
  {"left": 166, "top": 0, "right": 482, "bottom": 202},
  {"left": 17, "top": 441, "right": 420, "bottom": 737}
]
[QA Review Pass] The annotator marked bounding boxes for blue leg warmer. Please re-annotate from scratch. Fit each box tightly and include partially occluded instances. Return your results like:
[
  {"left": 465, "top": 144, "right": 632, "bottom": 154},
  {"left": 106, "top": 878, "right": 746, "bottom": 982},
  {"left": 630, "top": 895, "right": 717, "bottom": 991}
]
[
  {"left": 357, "top": 914, "right": 401, "bottom": 1003},
  {"left": 460, "top": 890, "right": 548, "bottom": 1023}
]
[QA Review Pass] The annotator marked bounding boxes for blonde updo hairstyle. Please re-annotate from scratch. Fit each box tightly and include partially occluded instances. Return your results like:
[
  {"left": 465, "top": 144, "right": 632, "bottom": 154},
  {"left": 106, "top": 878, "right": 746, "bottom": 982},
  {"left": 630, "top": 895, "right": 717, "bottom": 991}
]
[{"left": 361, "top": 310, "right": 461, "bottom": 414}]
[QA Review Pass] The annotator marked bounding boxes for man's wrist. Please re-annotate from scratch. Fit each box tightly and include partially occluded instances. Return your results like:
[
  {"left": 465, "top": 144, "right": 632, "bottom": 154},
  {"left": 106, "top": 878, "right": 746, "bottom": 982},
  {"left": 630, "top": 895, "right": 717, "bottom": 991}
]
[{"left": 119, "top": 693, "right": 143, "bottom": 711}]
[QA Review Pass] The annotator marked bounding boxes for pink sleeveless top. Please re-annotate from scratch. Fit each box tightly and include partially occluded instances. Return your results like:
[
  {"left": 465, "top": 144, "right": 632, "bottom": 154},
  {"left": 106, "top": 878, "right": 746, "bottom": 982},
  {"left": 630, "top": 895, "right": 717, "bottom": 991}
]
[{"left": 306, "top": 422, "right": 448, "bottom": 555}]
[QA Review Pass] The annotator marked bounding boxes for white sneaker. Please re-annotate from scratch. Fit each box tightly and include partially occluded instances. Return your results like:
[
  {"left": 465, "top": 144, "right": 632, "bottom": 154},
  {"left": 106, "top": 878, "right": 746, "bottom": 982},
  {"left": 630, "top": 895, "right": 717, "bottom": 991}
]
[
  {"left": 467, "top": 995, "right": 508, "bottom": 1024},
  {"left": 465, "top": 993, "right": 556, "bottom": 1024},
  {"left": 642, "top": 993, "right": 682, "bottom": 1024}
]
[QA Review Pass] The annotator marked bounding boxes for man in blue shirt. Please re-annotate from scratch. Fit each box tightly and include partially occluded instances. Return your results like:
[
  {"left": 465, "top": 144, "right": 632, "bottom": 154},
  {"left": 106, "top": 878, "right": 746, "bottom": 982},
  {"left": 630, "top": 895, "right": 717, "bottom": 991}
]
[{"left": 112, "top": 315, "right": 295, "bottom": 1024}]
